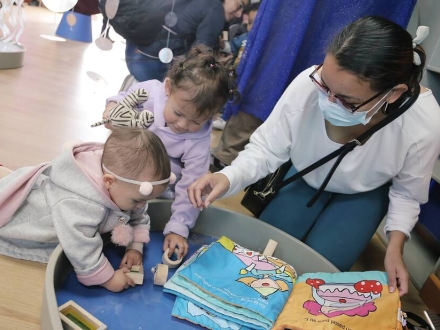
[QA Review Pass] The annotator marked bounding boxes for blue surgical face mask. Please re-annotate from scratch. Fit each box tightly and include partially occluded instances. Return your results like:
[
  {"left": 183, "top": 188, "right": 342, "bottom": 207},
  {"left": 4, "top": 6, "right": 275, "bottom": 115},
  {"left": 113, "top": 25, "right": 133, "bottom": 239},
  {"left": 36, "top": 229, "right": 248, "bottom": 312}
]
[{"left": 318, "top": 90, "right": 392, "bottom": 127}]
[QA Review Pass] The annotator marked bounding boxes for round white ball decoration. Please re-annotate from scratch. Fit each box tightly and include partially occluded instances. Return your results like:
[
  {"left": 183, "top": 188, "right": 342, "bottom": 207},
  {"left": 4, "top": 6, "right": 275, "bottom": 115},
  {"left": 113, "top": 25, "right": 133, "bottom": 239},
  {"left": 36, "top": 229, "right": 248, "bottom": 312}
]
[
  {"left": 158, "top": 47, "right": 173, "bottom": 64},
  {"left": 42, "top": 0, "right": 78, "bottom": 13}
]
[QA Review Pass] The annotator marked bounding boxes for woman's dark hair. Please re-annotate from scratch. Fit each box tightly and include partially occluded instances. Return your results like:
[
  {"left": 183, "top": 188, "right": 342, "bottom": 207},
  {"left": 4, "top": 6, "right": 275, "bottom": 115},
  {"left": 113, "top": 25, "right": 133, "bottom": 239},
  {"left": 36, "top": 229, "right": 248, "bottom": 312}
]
[
  {"left": 166, "top": 44, "right": 240, "bottom": 118},
  {"left": 326, "top": 16, "right": 426, "bottom": 112}
]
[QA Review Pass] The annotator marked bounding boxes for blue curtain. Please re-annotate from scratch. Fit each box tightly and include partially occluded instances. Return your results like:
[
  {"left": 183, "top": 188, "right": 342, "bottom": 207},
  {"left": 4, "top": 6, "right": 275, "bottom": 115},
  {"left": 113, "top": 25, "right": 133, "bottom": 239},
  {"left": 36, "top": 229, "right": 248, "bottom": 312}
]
[{"left": 224, "top": 0, "right": 417, "bottom": 122}]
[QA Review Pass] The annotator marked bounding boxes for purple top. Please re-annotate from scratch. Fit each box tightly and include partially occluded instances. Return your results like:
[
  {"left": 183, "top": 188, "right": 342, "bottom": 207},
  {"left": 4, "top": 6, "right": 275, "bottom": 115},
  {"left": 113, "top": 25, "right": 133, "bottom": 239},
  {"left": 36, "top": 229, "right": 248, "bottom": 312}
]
[{"left": 107, "top": 80, "right": 212, "bottom": 238}]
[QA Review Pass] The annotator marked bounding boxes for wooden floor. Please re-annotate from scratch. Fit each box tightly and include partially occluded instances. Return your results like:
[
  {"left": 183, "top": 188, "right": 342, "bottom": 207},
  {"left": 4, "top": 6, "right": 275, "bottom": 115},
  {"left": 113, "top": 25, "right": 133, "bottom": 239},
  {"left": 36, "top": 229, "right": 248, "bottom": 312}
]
[{"left": 0, "top": 5, "right": 428, "bottom": 329}]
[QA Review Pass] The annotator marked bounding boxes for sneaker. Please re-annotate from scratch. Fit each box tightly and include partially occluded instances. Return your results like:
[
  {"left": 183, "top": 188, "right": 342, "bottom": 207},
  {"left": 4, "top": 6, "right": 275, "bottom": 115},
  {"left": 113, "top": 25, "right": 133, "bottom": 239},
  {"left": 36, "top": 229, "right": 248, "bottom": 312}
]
[{"left": 212, "top": 118, "right": 226, "bottom": 130}]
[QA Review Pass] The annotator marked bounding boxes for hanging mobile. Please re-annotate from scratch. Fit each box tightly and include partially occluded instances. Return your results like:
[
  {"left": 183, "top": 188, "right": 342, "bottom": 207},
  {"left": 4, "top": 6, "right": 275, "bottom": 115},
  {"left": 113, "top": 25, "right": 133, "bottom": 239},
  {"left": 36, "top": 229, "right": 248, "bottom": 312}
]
[
  {"left": 95, "top": 0, "right": 120, "bottom": 51},
  {"left": 158, "top": 0, "right": 176, "bottom": 64}
]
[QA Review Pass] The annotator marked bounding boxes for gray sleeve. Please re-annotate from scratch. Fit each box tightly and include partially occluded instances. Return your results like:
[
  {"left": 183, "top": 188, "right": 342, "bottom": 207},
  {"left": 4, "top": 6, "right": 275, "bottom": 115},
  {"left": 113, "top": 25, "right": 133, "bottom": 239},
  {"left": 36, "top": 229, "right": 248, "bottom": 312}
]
[{"left": 52, "top": 198, "right": 108, "bottom": 275}]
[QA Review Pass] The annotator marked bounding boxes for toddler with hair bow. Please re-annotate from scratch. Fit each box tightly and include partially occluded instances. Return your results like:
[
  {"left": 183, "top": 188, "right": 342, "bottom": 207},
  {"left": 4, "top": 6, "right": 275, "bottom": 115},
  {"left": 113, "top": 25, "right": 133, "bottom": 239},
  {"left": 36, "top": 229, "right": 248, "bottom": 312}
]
[{"left": 95, "top": 44, "right": 240, "bottom": 261}]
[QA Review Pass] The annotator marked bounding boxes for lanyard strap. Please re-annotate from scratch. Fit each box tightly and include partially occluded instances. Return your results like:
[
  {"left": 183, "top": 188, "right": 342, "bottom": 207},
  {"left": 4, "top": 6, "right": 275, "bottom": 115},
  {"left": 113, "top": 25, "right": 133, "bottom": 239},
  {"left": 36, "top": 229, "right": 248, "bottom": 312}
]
[{"left": 277, "top": 86, "right": 420, "bottom": 207}]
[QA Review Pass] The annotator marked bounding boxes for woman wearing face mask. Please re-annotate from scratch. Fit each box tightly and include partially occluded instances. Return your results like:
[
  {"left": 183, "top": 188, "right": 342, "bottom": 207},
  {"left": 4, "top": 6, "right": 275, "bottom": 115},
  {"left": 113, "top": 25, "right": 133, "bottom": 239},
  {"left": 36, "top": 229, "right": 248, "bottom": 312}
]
[{"left": 188, "top": 16, "right": 440, "bottom": 296}]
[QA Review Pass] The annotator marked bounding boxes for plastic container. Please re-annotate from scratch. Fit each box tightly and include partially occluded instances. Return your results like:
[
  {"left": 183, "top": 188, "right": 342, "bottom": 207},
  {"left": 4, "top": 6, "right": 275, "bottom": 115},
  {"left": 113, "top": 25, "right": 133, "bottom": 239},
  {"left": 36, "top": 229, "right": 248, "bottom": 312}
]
[{"left": 41, "top": 200, "right": 339, "bottom": 329}]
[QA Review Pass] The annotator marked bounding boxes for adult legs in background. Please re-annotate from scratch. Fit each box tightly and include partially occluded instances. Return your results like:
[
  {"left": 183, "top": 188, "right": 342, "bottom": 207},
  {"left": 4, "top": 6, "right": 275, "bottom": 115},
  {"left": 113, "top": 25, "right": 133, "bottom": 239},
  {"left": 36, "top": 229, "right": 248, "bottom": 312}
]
[
  {"left": 125, "top": 41, "right": 168, "bottom": 82},
  {"left": 305, "top": 182, "right": 390, "bottom": 271},
  {"left": 259, "top": 166, "right": 332, "bottom": 240},
  {"left": 212, "top": 111, "right": 263, "bottom": 166}
]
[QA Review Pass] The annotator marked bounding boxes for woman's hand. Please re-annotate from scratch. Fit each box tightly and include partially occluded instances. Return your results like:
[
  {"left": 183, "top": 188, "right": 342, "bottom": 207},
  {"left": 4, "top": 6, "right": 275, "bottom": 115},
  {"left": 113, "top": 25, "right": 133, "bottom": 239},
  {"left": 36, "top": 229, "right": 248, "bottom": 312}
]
[
  {"left": 101, "top": 267, "right": 135, "bottom": 292},
  {"left": 163, "top": 233, "right": 189, "bottom": 259},
  {"left": 120, "top": 249, "right": 143, "bottom": 269},
  {"left": 187, "top": 173, "right": 230, "bottom": 209},
  {"left": 384, "top": 231, "right": 409, "bottom": 296}
]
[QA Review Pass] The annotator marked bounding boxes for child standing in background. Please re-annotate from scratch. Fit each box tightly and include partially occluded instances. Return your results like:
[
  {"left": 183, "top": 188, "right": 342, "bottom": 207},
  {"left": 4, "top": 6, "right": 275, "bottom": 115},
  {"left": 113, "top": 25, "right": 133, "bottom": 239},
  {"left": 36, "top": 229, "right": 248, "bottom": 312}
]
[
  {"left": 0, "top": 129, "right": 172, "bottom": 292},
  {"left": 102, "top": 45, "right": 240, "bottom": 260}
]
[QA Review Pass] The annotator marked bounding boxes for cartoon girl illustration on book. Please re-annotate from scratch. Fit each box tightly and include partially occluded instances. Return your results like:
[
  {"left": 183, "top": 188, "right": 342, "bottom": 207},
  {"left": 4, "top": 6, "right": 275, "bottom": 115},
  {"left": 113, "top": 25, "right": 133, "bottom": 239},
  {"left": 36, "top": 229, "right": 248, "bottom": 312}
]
[{"left": 303, "top": 278, "right": 383, "bottom": 317}]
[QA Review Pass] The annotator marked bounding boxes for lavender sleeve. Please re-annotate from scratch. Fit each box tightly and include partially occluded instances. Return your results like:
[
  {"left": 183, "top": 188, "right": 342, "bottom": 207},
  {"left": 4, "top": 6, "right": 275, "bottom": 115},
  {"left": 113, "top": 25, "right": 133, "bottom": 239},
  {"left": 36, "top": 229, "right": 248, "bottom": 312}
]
[{"left": 163, "top": 136, "right": 211, "bottom": 238}]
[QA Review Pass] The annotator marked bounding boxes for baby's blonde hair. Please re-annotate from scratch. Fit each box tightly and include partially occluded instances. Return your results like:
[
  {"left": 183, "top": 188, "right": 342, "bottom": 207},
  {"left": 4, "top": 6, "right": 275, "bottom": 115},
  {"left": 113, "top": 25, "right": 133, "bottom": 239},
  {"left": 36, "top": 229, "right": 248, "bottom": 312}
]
[{"left": 102, "top": 128, "right": 170, "bottom": 182}]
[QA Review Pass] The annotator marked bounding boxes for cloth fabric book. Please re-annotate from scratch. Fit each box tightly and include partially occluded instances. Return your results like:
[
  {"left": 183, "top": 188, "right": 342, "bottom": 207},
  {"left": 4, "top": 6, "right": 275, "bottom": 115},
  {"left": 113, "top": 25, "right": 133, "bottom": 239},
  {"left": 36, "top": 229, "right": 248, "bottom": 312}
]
[
  {"left": 163, "top": 236, "right": 298, "bottom": 330},
  {"left": 272, "top": 271, "right": 406, "bottom": 330}
]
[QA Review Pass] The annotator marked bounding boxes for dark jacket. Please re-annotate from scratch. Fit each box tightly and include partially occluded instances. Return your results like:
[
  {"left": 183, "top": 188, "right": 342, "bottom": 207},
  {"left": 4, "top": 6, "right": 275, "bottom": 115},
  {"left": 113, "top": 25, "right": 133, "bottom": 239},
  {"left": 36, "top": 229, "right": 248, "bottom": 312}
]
[{"left": 132, "top": 0, "right": 225, "bottom": 56}]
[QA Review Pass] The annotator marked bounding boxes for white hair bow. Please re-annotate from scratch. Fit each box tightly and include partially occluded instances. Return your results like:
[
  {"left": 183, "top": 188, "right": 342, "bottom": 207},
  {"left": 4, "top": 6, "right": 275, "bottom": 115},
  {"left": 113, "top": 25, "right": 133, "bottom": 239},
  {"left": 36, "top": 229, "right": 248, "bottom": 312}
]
[{"left": 412, "top": 26, "right": 429, "bottom": 66}]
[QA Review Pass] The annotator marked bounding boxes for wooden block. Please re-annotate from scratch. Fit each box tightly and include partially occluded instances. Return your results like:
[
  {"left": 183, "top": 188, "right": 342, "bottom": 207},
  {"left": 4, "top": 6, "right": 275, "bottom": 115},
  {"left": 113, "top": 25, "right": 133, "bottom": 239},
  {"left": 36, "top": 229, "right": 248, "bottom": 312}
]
[
  {"left": 419, "top": 273, "right": 440, "bottom": 314},
  {"left": 162, "top": 248, "right": 183, "bottom": 268},
  {"left": 125, "top": 265, "right": 144, "bottom": 285},
  {"left": 263, "top": 239, "right": 278, "bottom": 256},
  {"left": 151, "top": 263, "right": 168, "bottom": 286},
  {"left": 59, "top": 300, "right": 107, "bottom": 330}
]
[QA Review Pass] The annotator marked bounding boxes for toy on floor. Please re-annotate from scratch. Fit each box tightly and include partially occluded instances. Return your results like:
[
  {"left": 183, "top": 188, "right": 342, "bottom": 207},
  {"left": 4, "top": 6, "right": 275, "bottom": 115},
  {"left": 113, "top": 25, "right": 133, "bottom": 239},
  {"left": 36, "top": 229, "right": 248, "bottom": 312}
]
[
  {"left": 162, "top": 247, "right": 183, "bottom": 268},
  {"left": 151, "top": 247, "right": 184, "bottom": 286},
  {"left": 151, "top": 263, "right": 169, "bottom": 286},
  {"left": 91, "top": 88, "right": 154, "bottom": 129},
  {"left": 125, "top": 265, "right": 144, "bottom": 285},
  {"left": 59, "top": 300, "right": 107, "bottom": 330}
]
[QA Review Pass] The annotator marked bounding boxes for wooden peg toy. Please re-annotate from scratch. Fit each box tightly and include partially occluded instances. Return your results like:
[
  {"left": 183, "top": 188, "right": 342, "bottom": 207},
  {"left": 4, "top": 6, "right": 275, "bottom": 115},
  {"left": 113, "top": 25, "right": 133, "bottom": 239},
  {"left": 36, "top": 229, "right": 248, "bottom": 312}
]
[
  {"left": 58, "top": 300, "right": 107, "bottom": 330},
  {"left": 125, "top": 264, "right": 144, "bottom": 285},
  {"left": 162, "top": 247, "right": 183, "bottom": 268},
  {"left": 151, "top": 263, "right": 169, "bottom": 286},
  {"left": 263, "top": 239, "right": 278, "bottom": 257}
]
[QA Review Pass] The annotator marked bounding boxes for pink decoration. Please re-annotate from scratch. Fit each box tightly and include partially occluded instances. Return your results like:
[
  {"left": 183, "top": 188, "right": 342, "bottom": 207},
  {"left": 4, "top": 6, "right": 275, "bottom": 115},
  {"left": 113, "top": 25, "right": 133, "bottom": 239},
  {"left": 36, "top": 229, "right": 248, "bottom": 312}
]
[
  {"left": 169, "top": 172, "right": 177, "bottom": 184},
  {"left": 111, "top": 223, "right": 134, "bottom": 246}
]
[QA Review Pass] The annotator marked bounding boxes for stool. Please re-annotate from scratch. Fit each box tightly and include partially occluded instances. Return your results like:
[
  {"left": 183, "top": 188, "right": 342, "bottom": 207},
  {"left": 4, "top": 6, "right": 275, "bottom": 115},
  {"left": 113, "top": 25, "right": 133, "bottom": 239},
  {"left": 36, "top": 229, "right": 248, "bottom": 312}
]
[{"left": 55, "top": 11, "right": 92, "bottom": 43}]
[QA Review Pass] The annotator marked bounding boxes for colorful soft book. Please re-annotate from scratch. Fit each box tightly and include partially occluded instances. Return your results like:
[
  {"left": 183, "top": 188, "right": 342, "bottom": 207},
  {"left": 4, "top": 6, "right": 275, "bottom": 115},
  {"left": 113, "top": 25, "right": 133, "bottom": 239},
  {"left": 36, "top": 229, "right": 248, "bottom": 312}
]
[
  {"left": 163, "top": 236, "right": 298, "bottom": 330},
  {"left": 272, "top": 271, "right": 406, "bottom": 330}
]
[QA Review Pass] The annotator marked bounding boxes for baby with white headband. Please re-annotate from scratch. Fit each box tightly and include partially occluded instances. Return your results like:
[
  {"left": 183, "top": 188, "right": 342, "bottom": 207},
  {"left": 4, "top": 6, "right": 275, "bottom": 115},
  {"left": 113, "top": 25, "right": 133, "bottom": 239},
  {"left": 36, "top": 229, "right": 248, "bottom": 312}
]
[{"left": 0, "top": 128, "right": 172, "bottom": 293}]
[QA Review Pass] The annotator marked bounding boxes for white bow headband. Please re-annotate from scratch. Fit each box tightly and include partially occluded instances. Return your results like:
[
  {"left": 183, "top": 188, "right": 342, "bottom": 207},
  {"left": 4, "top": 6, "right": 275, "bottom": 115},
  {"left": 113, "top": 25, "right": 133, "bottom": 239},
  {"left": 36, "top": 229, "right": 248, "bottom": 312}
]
[
  {"left": 103, "top": 164, "right": 176, "bottom": 196},
  {"left": 412, "top": 26, "right": 429, "bottom": 66}
]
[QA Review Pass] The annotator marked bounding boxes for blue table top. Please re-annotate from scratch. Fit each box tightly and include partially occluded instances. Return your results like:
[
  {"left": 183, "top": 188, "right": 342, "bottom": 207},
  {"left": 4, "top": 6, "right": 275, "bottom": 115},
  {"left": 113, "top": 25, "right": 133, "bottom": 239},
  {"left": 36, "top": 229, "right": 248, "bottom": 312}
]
[{"left": 56, "top": 231, "right": 218, "bottom": 329}]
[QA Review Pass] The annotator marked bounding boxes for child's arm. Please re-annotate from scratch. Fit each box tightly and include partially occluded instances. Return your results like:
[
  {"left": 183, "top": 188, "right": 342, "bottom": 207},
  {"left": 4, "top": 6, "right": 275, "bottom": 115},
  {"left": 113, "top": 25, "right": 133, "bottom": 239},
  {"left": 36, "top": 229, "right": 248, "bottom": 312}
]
[
  {"left": 163, "top": 138, "right": 211, "bottom": 257},
  {"left": 52, "top": 199, "right": 117, "bottom": 286},
  {"left": 101, "top": 266, "right": 135, "bottom": 292},
  {"left": 119, "top": 206, "right": 151, "bottom": 268}
]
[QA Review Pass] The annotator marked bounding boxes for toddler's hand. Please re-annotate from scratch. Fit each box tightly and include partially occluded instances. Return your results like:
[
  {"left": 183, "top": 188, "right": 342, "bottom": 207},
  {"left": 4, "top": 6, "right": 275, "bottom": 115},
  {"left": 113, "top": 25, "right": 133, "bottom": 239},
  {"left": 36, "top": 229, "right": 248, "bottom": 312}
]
[
  {"left": 101, "top": 266, "right": 135, "bottom": 292},
  {"left": 163, "top": 233, "right": 189, "bottom": 259},
  {"left": 120, "top": 249, "right": 143, "bottom": 269}
]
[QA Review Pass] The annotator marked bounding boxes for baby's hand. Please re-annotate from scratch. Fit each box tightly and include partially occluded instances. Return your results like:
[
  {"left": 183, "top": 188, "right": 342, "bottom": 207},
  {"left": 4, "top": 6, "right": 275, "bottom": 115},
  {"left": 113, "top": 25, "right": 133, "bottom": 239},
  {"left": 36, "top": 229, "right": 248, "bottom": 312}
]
[
  {"left": 163, "top": 233, "right": 189, "bottom": 259},
  {"left": 120, "top": 249, "right": 143, "bottom": 269},
  {"left": 101, "top": 266, "right": 135, "bottom": 292}
]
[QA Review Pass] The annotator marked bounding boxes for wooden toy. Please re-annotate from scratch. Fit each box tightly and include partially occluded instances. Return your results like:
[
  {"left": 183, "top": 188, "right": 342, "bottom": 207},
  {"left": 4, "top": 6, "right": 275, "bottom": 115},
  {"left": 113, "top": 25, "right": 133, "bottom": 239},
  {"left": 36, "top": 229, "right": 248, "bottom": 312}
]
[
  {"left": 58, "top": 300, "right": 107, "bottom": 330},
  {"left": 151, "top": 263, "right": 169, "bottom": 286},
  {"left": 263, "top": 239, "right": 278, "bottom": 257},
  {"left": 162, "top": 247, "right": 183, "bottom": 268},
  {"left": 125, "top": 264, "right": 144, "bottom": 285}
]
